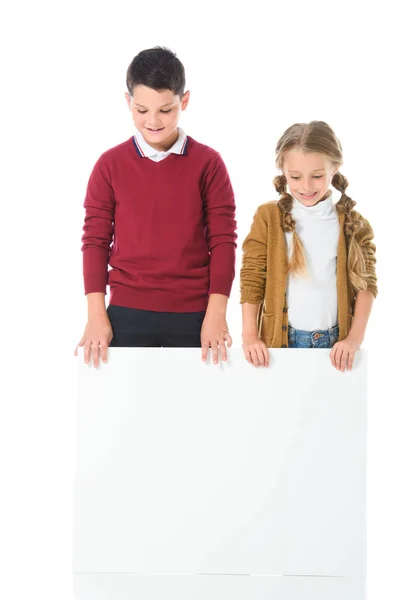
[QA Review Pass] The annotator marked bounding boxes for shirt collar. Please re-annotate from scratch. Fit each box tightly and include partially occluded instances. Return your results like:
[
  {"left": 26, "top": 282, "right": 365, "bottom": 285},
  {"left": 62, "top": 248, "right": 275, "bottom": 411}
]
[{"left": 133, "top": 128, "right": 188, "bottom": 158}]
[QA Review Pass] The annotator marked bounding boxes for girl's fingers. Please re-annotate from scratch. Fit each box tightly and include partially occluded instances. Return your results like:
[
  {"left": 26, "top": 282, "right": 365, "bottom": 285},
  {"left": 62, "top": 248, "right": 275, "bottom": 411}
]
[
  {"left": 249, "top": 348, "right": 260, "bottom": 367},
  {"left": 330, "top": 344, "right": 337, "bottom": 367},
  {"left": 254, "top": 346, "right": 265, "bottom": 367},
  {"left": 262, "top": 346, "right": 270, "bottom": 367},
  {"left": 243, "top": 347, "right": 252, "bottom": 365},
  {"left": 335, "top": 348, "right": 344, "bottom": 370},
  {"left": 340, "top": 349, "right": 349, "bottom": 372}
]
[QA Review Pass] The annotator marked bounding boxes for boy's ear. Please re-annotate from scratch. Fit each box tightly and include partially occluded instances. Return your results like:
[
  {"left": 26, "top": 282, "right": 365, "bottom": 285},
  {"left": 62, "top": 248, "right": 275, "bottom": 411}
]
[
  {"left": 181, "top": 90, "right": 190, "bottom": 111},
  {"left": 125, "top": 92, "right": 132, "bottom": 110}
]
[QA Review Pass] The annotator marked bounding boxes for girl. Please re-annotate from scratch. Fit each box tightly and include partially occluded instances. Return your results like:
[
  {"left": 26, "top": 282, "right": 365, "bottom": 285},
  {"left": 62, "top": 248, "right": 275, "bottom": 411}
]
[{"left": 240, "top": 121, "right": 377, "bottom": 372}]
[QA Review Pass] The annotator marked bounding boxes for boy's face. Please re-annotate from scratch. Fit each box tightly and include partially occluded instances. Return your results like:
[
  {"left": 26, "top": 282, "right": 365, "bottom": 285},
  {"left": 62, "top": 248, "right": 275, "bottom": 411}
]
[
  {"left": 125, "top": 85, "right": 190, "bottom": 151},
  {"left": 282, "top": 150, "right": 338, "bottom": 207}
]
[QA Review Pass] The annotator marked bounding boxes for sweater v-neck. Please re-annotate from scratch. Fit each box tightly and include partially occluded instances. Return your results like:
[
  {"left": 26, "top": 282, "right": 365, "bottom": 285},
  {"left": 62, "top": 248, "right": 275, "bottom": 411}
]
[{"left": 129, "top": 137, "right": 191, "bottom": 169}]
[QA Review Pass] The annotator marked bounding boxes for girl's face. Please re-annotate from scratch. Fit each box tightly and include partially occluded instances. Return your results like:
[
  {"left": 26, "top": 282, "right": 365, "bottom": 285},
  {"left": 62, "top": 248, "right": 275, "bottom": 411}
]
[
  {"left": 125, "top": 85, "right": 190, "bottom": 151},
  {"left": 282, "top": 150, "right": 338, "bottom": 207}
]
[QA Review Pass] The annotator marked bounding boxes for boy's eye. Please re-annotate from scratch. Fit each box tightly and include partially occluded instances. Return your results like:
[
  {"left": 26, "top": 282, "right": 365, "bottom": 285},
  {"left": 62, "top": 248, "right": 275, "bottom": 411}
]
[
  {"left": 137, "top": 109, "right": 147, "bottom": 114},
  {"left": 313, "top": 175, "right": 323, "bottom": 179},
  {"left": 291, "top": 176, "right": 300, "bottom": 180},
  {"left": 160, "top": 109, "right": 172, "bottom": 113}
]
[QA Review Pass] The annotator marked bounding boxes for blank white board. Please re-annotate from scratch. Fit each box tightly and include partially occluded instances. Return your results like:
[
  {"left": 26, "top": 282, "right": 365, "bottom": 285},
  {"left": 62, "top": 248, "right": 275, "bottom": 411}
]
[{"left": 74, "top": 348, "right": 367, "bottom": 599}]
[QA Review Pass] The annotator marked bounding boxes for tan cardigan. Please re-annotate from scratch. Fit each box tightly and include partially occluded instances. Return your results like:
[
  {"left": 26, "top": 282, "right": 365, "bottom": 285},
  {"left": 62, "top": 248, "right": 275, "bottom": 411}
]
[{"left": 240, "top": 201, "right": 378, "bottom": 348}]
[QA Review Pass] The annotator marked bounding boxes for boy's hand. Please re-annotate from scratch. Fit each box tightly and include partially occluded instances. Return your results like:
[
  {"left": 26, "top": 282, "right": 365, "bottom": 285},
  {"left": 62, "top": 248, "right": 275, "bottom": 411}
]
[
  {"left": 329, "top": 336, "right": 361, "bottom": 372},
  {"left": 74, "top": 315, "right": 113, "bottom": 368},
  {"left": 201, "top": 315, "right": 232, "bottom": 364},
  {"left": 242, "top": 335, "right": 270, "bottom": 368}
]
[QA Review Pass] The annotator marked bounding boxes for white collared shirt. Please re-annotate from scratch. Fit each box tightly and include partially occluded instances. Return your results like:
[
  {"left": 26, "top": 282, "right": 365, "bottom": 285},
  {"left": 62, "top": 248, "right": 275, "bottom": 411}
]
[
  {"left": 133, "top": 128, "right": 188, "bottom": 162},
  {"left": 284, "top": 192, "right": 340, "bottom": 331}
]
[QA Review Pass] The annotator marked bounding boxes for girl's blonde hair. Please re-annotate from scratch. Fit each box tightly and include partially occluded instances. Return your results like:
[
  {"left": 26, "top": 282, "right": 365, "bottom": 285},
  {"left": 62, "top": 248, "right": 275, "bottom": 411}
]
[{"left": 274, "top": 121, "right": 369, "bottom": 292}]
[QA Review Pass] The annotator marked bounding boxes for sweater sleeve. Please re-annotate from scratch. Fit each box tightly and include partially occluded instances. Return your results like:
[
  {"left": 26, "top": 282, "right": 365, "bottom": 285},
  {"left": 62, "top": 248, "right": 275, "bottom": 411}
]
[
  {"left": 355, "top": 215, "right": 378, "bottom": 298},
  {"left": 240, "top": 206, "right": 268, "bottom": 304},
  {"left": 202, "top": 153, "right": 237, "bottom": 297},
  {"left": 81, "top": 155, "right": 115, "bottom": 295}
]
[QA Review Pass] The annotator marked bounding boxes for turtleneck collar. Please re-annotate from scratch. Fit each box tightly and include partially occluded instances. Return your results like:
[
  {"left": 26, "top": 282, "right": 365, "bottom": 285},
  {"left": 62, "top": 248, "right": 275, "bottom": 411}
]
[{"left": 292, "top": 189, "right": 335, "bottom": 217}]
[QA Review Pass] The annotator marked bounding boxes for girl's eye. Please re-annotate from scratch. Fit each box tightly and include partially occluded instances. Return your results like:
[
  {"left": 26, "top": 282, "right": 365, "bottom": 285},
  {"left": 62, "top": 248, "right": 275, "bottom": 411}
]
[
  {"left": 137, "top": 109, "right": 147, "bottom": 114},
  {"left": 313, "top": 175, "right": 323, "bottom": 179},
  {"left": 160, "top": 109, "right": 172, "bottom": 113},
  {"left": 291, "top": 176, "right": 300, "bottom": 180}
]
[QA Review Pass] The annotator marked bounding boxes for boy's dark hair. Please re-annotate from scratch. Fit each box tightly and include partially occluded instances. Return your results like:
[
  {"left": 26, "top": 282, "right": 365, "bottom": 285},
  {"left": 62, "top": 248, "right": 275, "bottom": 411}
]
[{"left": 126, "top": 47, "right": 186, "bottom": 98}]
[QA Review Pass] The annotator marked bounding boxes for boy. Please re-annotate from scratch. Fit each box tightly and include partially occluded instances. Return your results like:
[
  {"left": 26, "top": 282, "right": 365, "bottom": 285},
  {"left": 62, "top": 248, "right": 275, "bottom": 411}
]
[{"left": 74, "top": 47, "right": 237, "bottom": 367}]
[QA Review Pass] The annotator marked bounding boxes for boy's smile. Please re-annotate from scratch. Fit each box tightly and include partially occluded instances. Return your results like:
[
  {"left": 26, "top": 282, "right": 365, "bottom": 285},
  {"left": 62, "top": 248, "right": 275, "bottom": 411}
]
[{"left": 125, "top": 85, "right": 190, "bottom": 152}]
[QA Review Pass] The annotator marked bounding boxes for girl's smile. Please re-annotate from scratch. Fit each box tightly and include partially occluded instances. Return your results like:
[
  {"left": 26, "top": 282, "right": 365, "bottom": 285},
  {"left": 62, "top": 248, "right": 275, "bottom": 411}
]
[{"left": 283, "top": 150, "right": 337, "bottom": 207}]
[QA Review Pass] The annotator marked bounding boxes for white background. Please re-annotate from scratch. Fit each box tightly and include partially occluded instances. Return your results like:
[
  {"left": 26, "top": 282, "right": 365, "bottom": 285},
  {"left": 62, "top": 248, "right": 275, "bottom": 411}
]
[{"left": 1, "top": 1, "right": 399, "bottom": 598}]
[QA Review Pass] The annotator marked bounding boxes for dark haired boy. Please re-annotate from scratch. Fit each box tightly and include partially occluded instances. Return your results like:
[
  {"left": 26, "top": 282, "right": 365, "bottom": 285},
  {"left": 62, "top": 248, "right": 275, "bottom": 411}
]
[{"left": 75, "top": 47, "right": 237, "bottom": 366}]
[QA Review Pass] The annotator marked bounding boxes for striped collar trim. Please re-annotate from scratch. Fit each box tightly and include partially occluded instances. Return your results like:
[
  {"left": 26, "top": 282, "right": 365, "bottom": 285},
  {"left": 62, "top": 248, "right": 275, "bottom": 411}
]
[{"left": 132, "top": 128, "right": 188, "bottom": 157}]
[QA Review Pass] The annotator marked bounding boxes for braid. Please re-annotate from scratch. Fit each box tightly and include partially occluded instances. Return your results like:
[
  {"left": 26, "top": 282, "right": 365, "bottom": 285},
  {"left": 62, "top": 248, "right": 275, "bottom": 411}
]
[
  {"left": 332, "top": 172, "right": 370, "bottom": 292},
  {"left": 274, "top": 175, "right": 307, "bottom": 276}
]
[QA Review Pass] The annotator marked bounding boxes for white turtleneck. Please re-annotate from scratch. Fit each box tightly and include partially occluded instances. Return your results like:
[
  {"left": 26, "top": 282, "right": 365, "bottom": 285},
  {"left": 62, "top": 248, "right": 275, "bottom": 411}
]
[{"left": 284, "top": 192, "right": 340, "bottom": 331}]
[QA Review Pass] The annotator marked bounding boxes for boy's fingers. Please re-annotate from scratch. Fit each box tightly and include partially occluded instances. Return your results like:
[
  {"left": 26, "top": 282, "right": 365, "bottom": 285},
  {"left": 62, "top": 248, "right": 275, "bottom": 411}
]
[
  {"left": 84, "top": 341, "right": 91, "bottom": 365},
  {"left": 74, "top": 338, "right": 84, "bottom": 356},
  {"left": 219, "top": 337, "right": 228, "bottom": 361},
  {"left": 100, "top": 342, "right": 108, "bottom": 363},
  {"left": 91, "top": 343, "right": 100, "bottom": 368},
  {"left": 201, "top": 341, "right": 209, "bottom": 362},
  {"left": 348, "top": 352, "right": 354, "bottom": 371},
  {"left": 340, "top": 350, "right": 349, "bottom": 372},
  {"left": 212, "top": 342, "right": 219, "bottom": 364},
  {"left": 224, "top": 333, "right": 233, "bottom": 348}
]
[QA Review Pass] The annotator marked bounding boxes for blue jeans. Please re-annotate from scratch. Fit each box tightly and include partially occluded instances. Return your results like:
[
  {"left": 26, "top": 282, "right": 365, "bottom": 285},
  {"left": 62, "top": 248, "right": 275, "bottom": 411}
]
[{"left": 288, "top": 325, "right": 339, "bottom": 349}]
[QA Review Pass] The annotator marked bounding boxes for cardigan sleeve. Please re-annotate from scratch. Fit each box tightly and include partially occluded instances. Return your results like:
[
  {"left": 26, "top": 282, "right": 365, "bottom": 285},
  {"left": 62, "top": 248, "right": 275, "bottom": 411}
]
[
  {"left": 354, "top": 215, "right": 378, "bottom": 298},
  {"left": 240, "top": 206, "right": 268, "bottom": 304}
]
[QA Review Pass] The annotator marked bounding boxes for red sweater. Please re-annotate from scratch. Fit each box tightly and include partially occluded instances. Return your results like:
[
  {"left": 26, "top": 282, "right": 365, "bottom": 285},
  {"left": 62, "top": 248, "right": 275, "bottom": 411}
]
[{"left": 81, "top": 136, "right": 237, "bottom": 312}]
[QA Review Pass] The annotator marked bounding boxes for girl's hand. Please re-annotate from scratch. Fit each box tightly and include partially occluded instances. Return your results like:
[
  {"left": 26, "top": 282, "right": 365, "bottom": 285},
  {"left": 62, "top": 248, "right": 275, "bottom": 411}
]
[
  {"left": 74, "top": 316, "right": 113, "bottom": 368},
  {"left": 329, "top": 336, "right": 361, "bottom": 372},
  {"left": 201, "top": 316, "right": 232, "bottom": 364},
  {"left": 242, "top": 335, "right": 270, "bottom": 368}
]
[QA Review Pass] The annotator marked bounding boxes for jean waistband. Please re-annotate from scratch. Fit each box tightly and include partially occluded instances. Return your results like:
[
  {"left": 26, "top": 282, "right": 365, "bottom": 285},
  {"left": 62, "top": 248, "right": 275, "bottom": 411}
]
[{"left": 288, "top": 325, "right": 339, "bottom": 341}]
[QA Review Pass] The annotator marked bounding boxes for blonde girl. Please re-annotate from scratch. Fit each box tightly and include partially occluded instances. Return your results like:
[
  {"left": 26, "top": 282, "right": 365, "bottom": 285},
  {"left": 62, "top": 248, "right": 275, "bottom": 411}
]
[{"left": 240, "top": 121, "right": 377, "bottom": 371}]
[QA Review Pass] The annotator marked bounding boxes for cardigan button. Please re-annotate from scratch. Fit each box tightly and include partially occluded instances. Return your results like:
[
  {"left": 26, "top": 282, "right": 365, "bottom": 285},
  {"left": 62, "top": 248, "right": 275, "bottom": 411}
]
[
  {"left": 283, "top": 307, "right": 288, "bottom": 312},
  {"left": 282, "top": 325, "right": 287, "bottom": 331}
]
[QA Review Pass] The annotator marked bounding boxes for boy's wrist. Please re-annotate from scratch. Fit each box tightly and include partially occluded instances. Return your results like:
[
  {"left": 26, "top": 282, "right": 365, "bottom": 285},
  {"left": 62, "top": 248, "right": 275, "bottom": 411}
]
[{"left": 206, "top": 293, "right": 228, "bottom": 317}]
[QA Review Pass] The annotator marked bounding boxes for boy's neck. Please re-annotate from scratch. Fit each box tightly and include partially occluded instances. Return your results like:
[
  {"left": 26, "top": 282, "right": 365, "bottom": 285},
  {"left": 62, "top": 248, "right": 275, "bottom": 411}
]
[{"left": 143, "top": 128, "right": 180, "bottom": 152}]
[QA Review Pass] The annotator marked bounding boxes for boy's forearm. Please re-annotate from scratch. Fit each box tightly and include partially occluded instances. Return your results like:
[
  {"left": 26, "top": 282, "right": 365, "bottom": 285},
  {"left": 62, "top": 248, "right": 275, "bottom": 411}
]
[
  {"left": 87, "top": 292, "right": 107, "bottom": 319},
  {"left": 348, "top": 290, "right": 374, "bottom": 344},
  {"left": 242, "top": 302, "right": 261, "bottom": 338},
  {"left": 205, "top": 293, "right": 228, "bottom": 318}
]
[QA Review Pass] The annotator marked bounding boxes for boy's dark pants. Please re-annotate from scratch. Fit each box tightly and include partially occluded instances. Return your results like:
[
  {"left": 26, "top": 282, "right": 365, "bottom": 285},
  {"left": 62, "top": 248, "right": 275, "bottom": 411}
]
[{"left": 107, "top": 304, "right": 206, "bottom": 348}]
